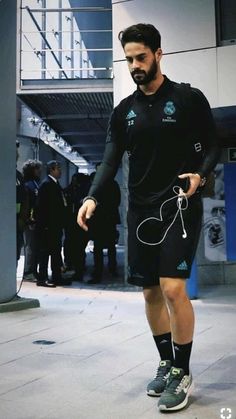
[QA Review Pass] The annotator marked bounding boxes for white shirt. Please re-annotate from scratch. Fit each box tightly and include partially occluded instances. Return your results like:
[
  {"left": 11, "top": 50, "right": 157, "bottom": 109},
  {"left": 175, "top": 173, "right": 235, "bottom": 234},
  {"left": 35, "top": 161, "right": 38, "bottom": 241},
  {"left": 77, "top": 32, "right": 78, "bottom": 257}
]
[{"left": 48, "top": 175, "right": 57, "bottom": 183}]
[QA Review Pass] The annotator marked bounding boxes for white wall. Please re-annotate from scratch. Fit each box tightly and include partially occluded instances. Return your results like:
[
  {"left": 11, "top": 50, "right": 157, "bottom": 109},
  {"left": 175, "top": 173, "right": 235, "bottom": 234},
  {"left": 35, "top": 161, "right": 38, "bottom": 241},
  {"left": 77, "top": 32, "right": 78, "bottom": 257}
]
[
  {"left": 217, "top": 46, "right": 236, "bottom": 107},
  {"left": 113, "top": 0, "right": 216, "bottom": 61},
  {"left": 112, "top": 0, "right": 236, "bottom": 109}
]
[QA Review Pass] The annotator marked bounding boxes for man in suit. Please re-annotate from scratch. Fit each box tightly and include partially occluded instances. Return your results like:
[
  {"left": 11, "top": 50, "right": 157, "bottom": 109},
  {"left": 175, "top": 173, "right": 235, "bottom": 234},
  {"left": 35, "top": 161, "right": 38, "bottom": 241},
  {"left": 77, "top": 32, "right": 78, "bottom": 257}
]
[{"left": 36, "top": 160, "right": 71, "bottom": 287}]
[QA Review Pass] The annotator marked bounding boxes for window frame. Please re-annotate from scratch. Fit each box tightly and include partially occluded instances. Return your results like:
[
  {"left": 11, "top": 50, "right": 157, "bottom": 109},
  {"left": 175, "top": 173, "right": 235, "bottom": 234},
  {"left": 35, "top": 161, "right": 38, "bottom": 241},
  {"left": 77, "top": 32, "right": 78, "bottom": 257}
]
[{"left": 215, "top": 0, "right": 236, "bottom": 46}]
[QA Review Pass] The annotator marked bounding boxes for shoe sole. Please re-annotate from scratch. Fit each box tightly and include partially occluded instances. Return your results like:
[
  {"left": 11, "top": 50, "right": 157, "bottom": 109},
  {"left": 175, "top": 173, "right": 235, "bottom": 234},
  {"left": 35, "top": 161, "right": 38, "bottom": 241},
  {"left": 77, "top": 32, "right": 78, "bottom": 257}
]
[
  {"left": 147, "top": 390, "right": 162, "bottom": 397},
  {"left": 158, "top": 382, "right": 194, "bottom": 411}
]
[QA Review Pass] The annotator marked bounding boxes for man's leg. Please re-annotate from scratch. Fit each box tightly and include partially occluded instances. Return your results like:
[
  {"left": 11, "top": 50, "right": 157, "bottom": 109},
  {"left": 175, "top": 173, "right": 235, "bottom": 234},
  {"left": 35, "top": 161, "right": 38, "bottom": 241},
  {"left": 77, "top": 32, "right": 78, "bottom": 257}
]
[
  {"left": 23, "top": 226, "right": 37, "bottom": 278},
  {"left": 160, "top": 277, "right": 194, "bottom": 374},
  {"left": 157, "top": 277, "right": 194, "bottom": 411},
  {"left": 108, "top": 242, "right": 117, "bottom": 275},
  {"left": 143, "top": 286, "right": 174, "bottom": 397},
  {"left": 143, "top": 285, "right": 171, "bottom": 336},
  {"left": 38, "top": 248, "right": 49, "bottom": 283},
  {"left": 93, "top": 238, "right": 103, "bottom": 280},
  {"left": 74, "top": 226, "right": 89, "bottom": 281},
  {"left": 50, "top": 231, "right": 63, "bottom": 282}
]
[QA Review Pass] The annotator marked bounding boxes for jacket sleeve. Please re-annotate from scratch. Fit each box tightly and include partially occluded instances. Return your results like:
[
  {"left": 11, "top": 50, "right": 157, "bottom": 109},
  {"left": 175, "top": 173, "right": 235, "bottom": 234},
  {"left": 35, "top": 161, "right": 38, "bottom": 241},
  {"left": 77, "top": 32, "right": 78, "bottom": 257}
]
[
  {"left": 88, "top": 106, "right": 126, "bottom": 202},
  {"left": 35, "top": 182, "right": 50, "bottom": 228},
  {"left": 190, "top": 88, "right": 220, "bottom": 177}
]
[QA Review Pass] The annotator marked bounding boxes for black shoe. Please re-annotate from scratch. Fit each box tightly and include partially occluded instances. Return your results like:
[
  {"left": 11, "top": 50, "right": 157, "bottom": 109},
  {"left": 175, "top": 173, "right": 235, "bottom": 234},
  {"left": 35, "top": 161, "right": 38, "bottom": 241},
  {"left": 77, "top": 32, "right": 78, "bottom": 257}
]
[
  {"left": 110, "top": 270, "right": 118, "bottom": 278},
  {"left": 87, "top": 277, "right": 102, "bottom": 285},
  {"left": 52, "top": 278, "right": 72, "bottom": 286},
  {"left": 37, "top": 281, "right": 56, "bottom": 288},
  {"left": 23, "top": 273, "right": 37, "bottom": 282},
  {"left": 71, "top": 273, "right": 84, "bottom": 282}
]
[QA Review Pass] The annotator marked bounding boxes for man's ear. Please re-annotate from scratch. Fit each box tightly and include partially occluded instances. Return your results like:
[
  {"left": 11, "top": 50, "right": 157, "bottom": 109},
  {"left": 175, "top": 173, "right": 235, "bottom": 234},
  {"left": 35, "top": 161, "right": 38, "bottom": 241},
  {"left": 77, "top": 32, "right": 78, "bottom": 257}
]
[{"left": 155, "top": 48, "right": 163, "bottom": 62}]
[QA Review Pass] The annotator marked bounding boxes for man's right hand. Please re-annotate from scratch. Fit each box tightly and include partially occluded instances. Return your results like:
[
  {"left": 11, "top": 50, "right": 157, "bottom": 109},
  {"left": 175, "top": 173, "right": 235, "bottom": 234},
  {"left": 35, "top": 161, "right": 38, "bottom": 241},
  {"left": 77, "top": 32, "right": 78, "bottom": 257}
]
[{"left": 77, "top": 199, "right": 96, "bottom": 231}]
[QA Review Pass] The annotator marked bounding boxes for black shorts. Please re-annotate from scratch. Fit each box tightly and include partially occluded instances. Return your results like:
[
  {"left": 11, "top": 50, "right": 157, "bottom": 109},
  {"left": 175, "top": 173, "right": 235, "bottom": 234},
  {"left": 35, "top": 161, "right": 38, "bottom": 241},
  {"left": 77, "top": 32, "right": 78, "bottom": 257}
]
[{"left": 127, "top": 194, "right": 203, "bottom": 287}]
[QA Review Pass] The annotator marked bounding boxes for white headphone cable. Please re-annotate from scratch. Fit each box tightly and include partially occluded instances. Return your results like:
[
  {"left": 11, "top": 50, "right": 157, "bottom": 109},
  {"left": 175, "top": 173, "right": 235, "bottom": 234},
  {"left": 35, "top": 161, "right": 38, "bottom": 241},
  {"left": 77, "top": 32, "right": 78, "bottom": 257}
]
[{"left": 136, "top": 186, "right": 188, "bottom": 246}]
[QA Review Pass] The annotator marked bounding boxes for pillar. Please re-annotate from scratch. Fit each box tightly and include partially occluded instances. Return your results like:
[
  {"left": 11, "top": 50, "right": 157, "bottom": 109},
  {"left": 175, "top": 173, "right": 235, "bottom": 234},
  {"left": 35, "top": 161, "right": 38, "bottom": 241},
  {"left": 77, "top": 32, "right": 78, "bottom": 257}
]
[{"left": 0, "top": 0, "right": 17, "bottom": 302}]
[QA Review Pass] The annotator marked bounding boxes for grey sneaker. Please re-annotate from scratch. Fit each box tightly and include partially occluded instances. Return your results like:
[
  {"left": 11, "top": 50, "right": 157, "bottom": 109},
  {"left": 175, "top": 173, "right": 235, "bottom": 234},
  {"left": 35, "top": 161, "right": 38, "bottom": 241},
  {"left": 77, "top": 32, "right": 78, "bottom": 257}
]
[
  {"left": 147, "top": 360, "right": 172, "bottom": 397},
  {"left": 158, "top": 367, "right": 193, "bottom": 411}
]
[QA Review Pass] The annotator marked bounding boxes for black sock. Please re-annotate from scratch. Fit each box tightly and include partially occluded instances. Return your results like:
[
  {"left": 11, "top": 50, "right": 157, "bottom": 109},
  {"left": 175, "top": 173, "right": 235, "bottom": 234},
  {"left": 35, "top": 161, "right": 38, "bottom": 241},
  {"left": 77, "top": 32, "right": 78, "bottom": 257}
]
[
  {"left": 173, "top": 341, "right": 193, "bottom": 375},
  {"left": 153, "top": 332, "right": 174, "bottom": 363}
]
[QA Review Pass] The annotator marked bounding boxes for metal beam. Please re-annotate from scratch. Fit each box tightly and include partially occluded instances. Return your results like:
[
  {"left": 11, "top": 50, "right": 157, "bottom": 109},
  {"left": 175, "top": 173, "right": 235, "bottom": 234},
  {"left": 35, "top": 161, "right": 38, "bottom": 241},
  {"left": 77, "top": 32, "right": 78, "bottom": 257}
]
[
  {"left": 42, "top": 114, "right": 110, "bottom": 121},
  {"left": 73, "top": 143, "right": 105, "bottom": 147},
  {"left": 77, "top": 153, "right": 103, "bottom": 156},
  {"left": 61, "top": 131, "right": 105, "bottom": 136},
  {"left": 17, "top": 134, "right": 38, "bottom": 141}
]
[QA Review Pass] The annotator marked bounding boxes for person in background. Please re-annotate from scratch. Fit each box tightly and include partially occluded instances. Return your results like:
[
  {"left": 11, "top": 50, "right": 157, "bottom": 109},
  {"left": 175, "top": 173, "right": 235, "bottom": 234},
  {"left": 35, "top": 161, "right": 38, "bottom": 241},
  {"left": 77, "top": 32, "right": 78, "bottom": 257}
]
[
  {"left": 64, "top": 172, "right": 90, "bottom": 281},
  {"left": 22, "top": 159, "right": 42, "bottom": 281},
  {"left": 35, "top": 160, "right": 71, "bottom": 287},
  {"left": 88, "top": 167, "right": 121, "bottom": 284},
  {"left": 16, "top": 140, "right": 28, "bottom": 264}
]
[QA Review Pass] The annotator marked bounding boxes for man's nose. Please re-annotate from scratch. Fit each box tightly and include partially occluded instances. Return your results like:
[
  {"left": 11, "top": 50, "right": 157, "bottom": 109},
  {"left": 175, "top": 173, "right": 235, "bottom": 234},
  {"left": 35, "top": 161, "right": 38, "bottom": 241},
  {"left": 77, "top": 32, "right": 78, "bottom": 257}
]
[{"left": 131, "top": 59, "right": 140, "bottom": 70}]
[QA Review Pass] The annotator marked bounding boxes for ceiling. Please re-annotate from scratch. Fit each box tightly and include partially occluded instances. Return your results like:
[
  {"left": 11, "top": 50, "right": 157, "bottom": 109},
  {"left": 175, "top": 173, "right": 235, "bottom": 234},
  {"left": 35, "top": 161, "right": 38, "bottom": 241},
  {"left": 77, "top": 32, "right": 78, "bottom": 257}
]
[{"left": 18, "top": 88, "right": 113, "bottom": 164}]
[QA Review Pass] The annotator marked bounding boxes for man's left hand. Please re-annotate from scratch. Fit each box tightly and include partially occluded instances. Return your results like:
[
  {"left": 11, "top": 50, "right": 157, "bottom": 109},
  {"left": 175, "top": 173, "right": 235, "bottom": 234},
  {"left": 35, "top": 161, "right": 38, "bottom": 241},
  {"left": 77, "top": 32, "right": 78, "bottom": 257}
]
[{"left": 178, "top": 173, "right": 201, "bottom": 198}]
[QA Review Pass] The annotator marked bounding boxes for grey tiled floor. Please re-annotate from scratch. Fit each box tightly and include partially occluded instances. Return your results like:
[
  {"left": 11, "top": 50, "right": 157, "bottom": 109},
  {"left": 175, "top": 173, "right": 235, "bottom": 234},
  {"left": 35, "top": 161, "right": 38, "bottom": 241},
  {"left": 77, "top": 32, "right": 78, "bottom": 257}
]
[{"left": 0, "top": 257, "right": 236, "bottom": 419}]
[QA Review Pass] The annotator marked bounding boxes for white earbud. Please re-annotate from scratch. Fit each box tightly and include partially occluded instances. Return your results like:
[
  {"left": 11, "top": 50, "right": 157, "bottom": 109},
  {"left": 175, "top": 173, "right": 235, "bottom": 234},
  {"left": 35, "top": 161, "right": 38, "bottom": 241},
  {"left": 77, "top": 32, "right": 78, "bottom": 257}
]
[
  {"left": 178, "top": 197, "right": 183, "bottom": 207},
  {"left": 182, "top": 230, "right": 187, "bottom": 239}
]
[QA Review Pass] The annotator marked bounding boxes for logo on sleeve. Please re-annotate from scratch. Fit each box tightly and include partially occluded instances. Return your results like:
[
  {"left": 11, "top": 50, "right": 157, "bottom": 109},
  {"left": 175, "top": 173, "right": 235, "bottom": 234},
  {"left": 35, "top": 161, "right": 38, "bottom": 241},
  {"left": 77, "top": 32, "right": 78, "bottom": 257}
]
[{"left": 194, "top": 142, "right": 202, "bottom": 152}]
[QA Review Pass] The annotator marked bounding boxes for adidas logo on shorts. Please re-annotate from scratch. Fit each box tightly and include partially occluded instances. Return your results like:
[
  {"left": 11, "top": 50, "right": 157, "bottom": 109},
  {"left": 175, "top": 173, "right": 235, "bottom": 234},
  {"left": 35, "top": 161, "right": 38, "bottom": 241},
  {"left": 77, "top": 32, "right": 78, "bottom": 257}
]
[{"left": 177, "top": 261, "right": 188, "bottom": 271}]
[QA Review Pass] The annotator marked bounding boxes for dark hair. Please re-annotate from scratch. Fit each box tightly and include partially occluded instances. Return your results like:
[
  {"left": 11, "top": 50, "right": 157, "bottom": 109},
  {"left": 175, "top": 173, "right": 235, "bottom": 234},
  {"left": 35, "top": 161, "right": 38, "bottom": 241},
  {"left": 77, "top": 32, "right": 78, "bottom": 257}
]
[
  {"left": 118, "top": 23, "right": 161, "bottom": 53},
  {"left": 90, "top": 171, "right": 96, "bottom": 181},
  {"left": 95, "top": 162, "right": 102, "bottom": 170},
  {"left": 71, "top": 173, "right": 86, "bottom": 183},
  {"left": 46, "top": 160, "right": 60, "bottom": 174},
  {"left": 22, "top": 159, "right": 42, "bottom": 181}
]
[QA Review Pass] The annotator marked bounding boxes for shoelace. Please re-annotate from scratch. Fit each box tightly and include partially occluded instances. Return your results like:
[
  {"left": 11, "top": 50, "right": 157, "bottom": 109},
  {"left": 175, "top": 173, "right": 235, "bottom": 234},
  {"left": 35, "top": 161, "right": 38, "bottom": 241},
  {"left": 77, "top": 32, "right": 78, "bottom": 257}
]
[
  {"left": 164, "top": 374, "right": 184, "bottom": 394},
  {"left": 155, "top": 366, "right": 170, "bottom": 381},
  {"left": 175, "top": 376, "right": 190, "bottom": 394}
]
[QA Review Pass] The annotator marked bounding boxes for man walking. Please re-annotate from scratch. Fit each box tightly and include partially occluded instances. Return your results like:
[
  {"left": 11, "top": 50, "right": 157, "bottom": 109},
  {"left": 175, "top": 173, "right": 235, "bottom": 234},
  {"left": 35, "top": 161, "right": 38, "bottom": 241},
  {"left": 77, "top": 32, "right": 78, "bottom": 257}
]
[{"left": 77, "top": 24, "right": 219, "bottom": 411}]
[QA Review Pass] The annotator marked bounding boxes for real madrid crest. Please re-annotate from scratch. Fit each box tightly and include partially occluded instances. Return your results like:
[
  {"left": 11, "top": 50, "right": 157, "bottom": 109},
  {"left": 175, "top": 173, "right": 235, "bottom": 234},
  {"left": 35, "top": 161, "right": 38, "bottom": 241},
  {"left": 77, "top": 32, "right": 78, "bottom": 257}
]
[{"left": 164, "top": 101, "right": 176, "bottom": 116}]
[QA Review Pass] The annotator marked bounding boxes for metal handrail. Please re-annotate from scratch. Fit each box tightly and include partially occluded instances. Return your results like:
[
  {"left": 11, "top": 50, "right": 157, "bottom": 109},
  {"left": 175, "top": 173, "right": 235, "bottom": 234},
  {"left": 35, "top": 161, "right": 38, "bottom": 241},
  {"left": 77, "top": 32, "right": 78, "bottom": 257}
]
[
  {"left": 20, "top": 4, "right": 112, "bottom": 81},
  {"left": 22, "top": 48, "right": 112, "bottom": 52},
  {"left": 22, "top": 30, "right": 112, "bottom": 34},
  {"left": 21, "top": 67, "right": 112, "bottom": 72},
  {"left": 25, "top": 6, "right": 68, "bottom": 78},
  {"left": 21, "top": 7, "right": 112, "bottom": 12}
]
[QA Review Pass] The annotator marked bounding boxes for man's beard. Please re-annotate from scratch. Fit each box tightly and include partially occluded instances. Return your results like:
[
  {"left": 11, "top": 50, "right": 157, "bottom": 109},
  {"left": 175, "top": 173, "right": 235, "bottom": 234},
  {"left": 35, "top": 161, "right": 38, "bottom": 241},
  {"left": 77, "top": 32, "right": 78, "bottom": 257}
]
[{"left": 131, "top": 59, "right": 158, "bottom": 85}]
